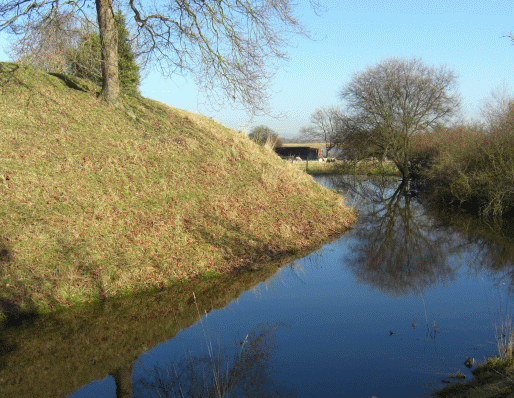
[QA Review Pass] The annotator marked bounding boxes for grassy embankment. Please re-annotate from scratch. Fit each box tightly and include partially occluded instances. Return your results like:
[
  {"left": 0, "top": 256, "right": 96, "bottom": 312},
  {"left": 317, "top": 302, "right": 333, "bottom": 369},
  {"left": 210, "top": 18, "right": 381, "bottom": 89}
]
[
  {"left": 0, "top": 63, "right": 355, "bottom": 315},
  {"left": 433, "top": 357, "right": 514, "bottom": 397}
]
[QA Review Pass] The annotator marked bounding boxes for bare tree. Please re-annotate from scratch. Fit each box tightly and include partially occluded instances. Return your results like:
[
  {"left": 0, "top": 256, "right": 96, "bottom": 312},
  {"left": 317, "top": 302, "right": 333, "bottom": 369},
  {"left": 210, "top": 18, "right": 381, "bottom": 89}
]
[
  {"left": 6, "top": 10, "right": 83, "bottom": 73},
  {"left": 332, "top": 113, "right": 372, "bottom": 161},
  {"left": 299, "top": 106, "right": 342, "bottom": 157},
  {"left": 480, "top": 84, "right": 514, "bottom": 130},
  {"left": 1, "top": 0, "right": 313, "bottom": 109},
  {"left": 339, "top": 57, "right": 460, "bottom": 180}
]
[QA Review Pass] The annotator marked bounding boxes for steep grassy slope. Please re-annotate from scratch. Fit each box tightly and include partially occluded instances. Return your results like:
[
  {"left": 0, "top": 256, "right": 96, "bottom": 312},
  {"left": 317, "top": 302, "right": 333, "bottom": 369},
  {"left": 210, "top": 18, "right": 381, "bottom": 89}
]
[{"left": 0, "top": 63, "right": 354, "bottom": 313}]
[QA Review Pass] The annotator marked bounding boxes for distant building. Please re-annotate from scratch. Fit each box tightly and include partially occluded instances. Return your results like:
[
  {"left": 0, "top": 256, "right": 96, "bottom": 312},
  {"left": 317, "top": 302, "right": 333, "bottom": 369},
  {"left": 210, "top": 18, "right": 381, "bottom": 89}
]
[{"left": 274, "top": 146, "right": 322, "bottom": 160}]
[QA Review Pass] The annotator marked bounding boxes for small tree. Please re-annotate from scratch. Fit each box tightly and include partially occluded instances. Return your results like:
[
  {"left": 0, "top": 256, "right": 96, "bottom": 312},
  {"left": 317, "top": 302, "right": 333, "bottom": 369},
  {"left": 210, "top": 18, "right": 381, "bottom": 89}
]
[
  {"left": 248, "top": 125, "right": 281, "bottom": 148},
  {"left": 69, "top": 11, "right": 140, "bottom": 93},
  {"left": 69, "top": 29, "right": 103, "bottom": 83},
  {"left": 115, "top": 11, "right": 139, "bottom": 93},
  {"left": 339, "top": 57, "right": 460, "bottom": 180},
  {"left": 299, "top": 106, "right": 342, "bottom": 157}
]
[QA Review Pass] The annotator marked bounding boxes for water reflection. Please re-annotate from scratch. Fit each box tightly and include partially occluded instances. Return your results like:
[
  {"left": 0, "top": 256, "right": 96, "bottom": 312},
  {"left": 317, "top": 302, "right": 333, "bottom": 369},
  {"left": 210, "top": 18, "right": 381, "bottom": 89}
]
[
  {"left": 325, "top": 175, "right": 459, "bottom": 296},
  {"left": 427, "top": 204, "right": 514, "bottom": 291},
  {"left": 0, "top": 255, "right": 303, "bottom": 398},
  {"left": 112, "top": 364, "right": 133, "bottom": 398},
  {"left": 133, "top": 323, "right": 293, "bottom": 398}
]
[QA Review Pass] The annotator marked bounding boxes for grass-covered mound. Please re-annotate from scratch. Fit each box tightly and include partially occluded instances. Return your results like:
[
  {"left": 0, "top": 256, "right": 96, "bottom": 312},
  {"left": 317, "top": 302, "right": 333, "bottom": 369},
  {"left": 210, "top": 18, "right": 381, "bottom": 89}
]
[{"left": 0, "top": 63, "right": 355, "bottom": 314}]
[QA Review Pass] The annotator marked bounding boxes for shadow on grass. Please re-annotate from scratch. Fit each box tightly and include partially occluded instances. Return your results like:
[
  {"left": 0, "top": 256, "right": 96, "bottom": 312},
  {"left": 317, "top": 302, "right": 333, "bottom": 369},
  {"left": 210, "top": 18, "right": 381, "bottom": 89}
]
[
  {"left": 48, "top": 72, "right": 98, "bottom": 94},
  {"left": 0, "top": 299, "right": 40, "bottom": 328},
  {"left": 0, "top": 63, "right": 34, "bottom": 96}
]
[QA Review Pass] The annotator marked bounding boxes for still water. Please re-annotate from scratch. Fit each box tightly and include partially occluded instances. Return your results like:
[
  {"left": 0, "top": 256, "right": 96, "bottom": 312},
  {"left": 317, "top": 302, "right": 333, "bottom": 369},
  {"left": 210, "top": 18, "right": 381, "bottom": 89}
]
[{"left": 2, "top": 175, "right": 514, "bottom": 398}]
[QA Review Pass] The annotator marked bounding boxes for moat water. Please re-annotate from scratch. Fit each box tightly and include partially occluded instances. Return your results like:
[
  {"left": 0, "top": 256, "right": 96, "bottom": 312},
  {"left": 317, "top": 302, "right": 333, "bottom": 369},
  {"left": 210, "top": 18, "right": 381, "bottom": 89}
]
[{"left": 2, "top": 175, "right": 514, "bottom": 398}]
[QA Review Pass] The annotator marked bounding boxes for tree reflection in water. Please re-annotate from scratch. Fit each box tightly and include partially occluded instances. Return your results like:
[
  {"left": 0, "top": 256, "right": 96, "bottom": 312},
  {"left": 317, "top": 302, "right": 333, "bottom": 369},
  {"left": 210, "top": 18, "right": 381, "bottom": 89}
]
[
  {"left": 132, "top": 322, "right": 294, "bottom": 398},
  {"left": 328, "top": 175, "right": 459, "bottom": 296}
]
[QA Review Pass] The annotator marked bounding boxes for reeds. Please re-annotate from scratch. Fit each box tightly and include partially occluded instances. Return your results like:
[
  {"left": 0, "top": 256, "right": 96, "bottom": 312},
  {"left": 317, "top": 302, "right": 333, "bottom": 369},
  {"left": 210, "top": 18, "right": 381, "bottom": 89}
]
[
  {"left": 293, "top": 159, "right": 400, "bottom": 176},
  {"left": 494, "top": 307, "right": 514, "bottom": 360},
  {"left": 133, "top": 292, "right": 292, "bottom": 397}
]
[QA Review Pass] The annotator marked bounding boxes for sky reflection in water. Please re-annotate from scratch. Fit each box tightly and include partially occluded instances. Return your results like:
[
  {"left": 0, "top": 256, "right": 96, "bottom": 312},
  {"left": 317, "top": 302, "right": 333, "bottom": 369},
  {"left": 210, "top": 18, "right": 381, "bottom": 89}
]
[{"left": 72, "top": 175, "right": 514, "bottom": 398}]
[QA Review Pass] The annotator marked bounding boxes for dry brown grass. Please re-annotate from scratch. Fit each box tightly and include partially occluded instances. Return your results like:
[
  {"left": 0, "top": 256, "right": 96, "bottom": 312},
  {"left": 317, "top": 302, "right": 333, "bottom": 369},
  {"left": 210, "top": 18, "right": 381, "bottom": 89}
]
[
  {"left": 292, "top": 159, "right": 400, "bottom": 176},
  {"left": 0, "top": 63, "right": 355, "bottom": 313}
]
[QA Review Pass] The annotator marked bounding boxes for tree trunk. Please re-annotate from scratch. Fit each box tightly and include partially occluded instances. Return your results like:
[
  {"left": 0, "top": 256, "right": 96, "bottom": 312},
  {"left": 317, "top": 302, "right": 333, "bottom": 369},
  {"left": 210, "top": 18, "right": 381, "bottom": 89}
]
[
  {"left": 95, "top": 0, "right": 120, "bottom": 105},
  {"left": 391, "top": 158, "right": 410, "bottom": 181},
  {"left": 111, "top": 363, "right": 133, "bottom": 398},
  {"left": 400, "top": 165, "right": 410, "bottom": 181}
]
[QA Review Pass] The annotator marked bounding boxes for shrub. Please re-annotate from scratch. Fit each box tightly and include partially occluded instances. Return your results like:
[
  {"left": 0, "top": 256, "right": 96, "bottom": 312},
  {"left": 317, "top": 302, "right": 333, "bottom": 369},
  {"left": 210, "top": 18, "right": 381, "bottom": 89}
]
[{"left": 421, "top": 107, "right": 514, "bottom": 215}]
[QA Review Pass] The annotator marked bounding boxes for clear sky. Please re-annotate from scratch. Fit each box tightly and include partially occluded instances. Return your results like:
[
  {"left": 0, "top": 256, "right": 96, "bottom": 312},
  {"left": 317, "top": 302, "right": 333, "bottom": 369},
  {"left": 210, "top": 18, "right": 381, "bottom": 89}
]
[{"left": 1, "top": 0, "right": 513, "bottom": 138}]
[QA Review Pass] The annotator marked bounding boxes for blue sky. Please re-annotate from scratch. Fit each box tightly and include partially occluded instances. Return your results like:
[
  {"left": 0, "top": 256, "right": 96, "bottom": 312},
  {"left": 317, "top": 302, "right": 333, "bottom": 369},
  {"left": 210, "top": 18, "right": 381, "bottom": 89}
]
[{"left": 1, "top": 0, "right": 513, "bottom": 138}]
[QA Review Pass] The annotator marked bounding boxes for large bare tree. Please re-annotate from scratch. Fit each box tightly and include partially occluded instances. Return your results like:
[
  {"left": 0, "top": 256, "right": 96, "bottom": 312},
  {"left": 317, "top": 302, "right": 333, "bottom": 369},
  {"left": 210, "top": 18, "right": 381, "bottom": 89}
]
[
  {"left": 299, "top": 106, "right": 342, "bottom": 156},
  {"left": 1, "top": 0, "right": 314, "bottom": 109},
  {"left": 339, "top": 57, "right": 460, "bottom": 180}
]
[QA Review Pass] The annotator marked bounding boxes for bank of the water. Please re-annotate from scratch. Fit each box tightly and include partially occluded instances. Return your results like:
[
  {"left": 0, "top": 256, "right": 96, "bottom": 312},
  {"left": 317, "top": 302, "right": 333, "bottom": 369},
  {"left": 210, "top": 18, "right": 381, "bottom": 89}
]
[
  {"left": 293, "top": 159, "right": 400, "bottom": 176},
  {"left": 73, "top": 174, "right": 514, "bottom": 398},
  {"left": 3, "top": 174, "right": 514, "bottom": 398},
  {"left": 0, "top": 63, "right": 355, "bottom": 316},
  {"left": 433, "top": 357, "right": 514, "bottom": 397}
]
